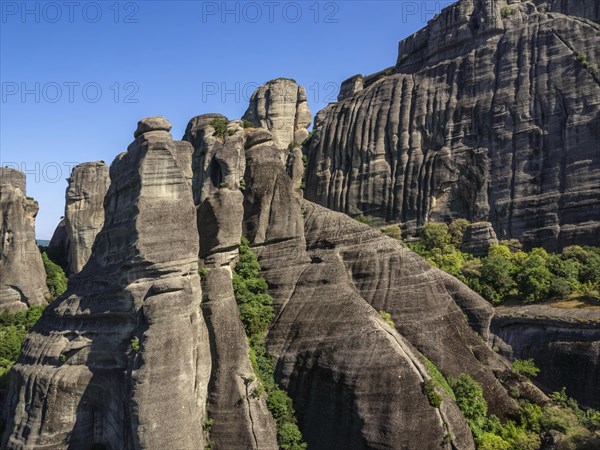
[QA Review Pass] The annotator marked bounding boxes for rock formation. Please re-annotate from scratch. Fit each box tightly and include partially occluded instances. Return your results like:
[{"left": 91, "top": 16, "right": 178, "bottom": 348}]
[
  {"left": 1, "top": 118, "right": 211, "bottom": 450},
  {"left": 0, "top": 168, "right": 49, "bottom": 312},
  {"left": 491, "top": 304, "right": 600, "bottom": 409},
  {"left": 182, "top": 109, "right": 535, "bottom": 449},
  {"left": 243, "top": 79, "right": 312, "bottom": 155},
  {"left": 305, "top": 0, "right": 600, "bottom": 250},
  {"left": 461, "top": 222, "right": 499, "bottom": 257},
  {"left": 63, "top": 161, "right": 110, "bottom": 275},
  {"left": 2, "top": 84, "right": 554, "bottom": 448}
]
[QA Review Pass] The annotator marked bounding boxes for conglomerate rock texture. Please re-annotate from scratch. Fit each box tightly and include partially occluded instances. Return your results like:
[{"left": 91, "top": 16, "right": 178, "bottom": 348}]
[
  {"left": 63, "top": 161, "right": 110, "bottom": 275},
  {"left": 1, "top": 119, "right": 211, "bottom": 450},
  {"left": 0, "top": 168, "right": 49, "bottom": 313},
  {"left": 305, "top": 0, "right": 600, "bottom": 250},
  {"left": 491, "top": 304, "right": 600, "bottom": 409}
]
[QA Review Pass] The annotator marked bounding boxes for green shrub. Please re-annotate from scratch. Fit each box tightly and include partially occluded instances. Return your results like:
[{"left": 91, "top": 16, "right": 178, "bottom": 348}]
[
  {"left": 130, "top": 337, "right": 140, "bottom": 352},
  {"left": 354, "top": 215, "right": 372, "bottom": 226},
  {"left": 42, "top": 252, "right": 67, "bottom": 300},
  {"left": 501, "top": 6, "right": 514, "bottom": 19},
  {"left": 422, "top": 356, "right": 455, "bottom": 400},
  {"left": 449, "top": 373, "right": 488, "bottom": 432},
  {"left": 210, "top": 118, "right": 230, "bottom": 139},
  {"left": 239, "top": 179, "right": 246, "bottom": 192},
  {"left": 448, "top": 218, "right": 470, "bottom": 247},
  {"left": 421, "top": 222, "right": 451, "bottom": 251},
  {"left": 198, "top": 266, "right": 208, "bottom": 280},
  {"left": 424, "top": 379, "right": 443, "bottom": 408},
  {"left": 512, "top": 359, "right": 540, "bottom": 378},
  {"left": 241, "top": 119, "right": 254, "bottom": 129},
  {"left": 381, "top": 224, "right": 402, "bottom": 240},
  {"left": 234, "top": 237, "right": 307, "bottom": 449},
  {"left": 379, "top": 310, "right": 395, "bottom": 327}
]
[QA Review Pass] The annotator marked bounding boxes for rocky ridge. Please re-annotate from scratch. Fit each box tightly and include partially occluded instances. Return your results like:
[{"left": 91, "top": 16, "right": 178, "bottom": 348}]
[{"left": 305, "top": 0, "right": 600, "bottom": 250}]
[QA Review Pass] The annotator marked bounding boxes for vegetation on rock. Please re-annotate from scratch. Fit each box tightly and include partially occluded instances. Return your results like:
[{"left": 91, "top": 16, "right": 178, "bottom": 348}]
[
  {"left": 42, "top": 251, "right": 68, "bottom": 300},
  {"left": 233, "top": 237, "right": 307, "bottom": 450},
  {"left": 404, "top": 220, "right": 600, "bottom": 305}
]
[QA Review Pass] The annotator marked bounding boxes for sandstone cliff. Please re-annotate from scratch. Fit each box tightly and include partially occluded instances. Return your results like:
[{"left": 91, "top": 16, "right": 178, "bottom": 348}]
[
  {"left": 243, "top": 78, "right": 312, "bottom": 155},
  {"left": 0, "top": 168, "right": 49, "bottom": 312},
  {"left": 1, "top": 119, "right": 211, "bottom": 450},
  {"left": 305, "top": 0, "right": 600, "bottom": 250},
  {"left": 491, "top": 303, "right": 600, "bottom": 409},
  {"left": 63, "top": 161, "right": 110, "bottom": 275}
]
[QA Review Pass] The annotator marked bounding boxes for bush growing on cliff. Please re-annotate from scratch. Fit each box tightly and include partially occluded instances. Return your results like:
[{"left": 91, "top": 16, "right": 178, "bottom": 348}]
[
  {"left": 406, "top": 220, "right": 600, "bottom": 305},
  {"left": 0, "top": 306, "right": 44, "bottom": 388},
  {"left": 512, "top": 359, "right": 540, "bottom": 378},
  {"left": 42, "top": 252, "right": 68, "bottom": 300},
  {"left": 233, "top": 237, "right": 307, "bottom": 450}
]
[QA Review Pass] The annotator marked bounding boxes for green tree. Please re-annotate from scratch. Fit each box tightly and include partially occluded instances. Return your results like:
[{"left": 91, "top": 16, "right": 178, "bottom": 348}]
[
  {"left": 517, "top": 250, "right": 553, "bottom": 302},
  {"left": 421, "top": 222, "right": 451, "bottom": 251},
  {"left": 479, "top": 248, "right": 517, "bottom": 303},
  {"left": 448, "top": 218, "right": 470, "bottom": 247},
  {"left": 449, "top": 373, "right": 488, "bottom": 433}
]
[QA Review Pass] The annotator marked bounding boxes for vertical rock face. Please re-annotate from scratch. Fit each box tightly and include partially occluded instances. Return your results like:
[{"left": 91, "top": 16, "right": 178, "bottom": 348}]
[
  {"left": 305, "top": 0, "right": 600, "bottom": 250},
  {"left": 490, "top": 305, "right": 600, "bottom": 409},
  {"left": 64, "top": 161, "right": 110, "bottom": 275},
  {"left": 461, "top": 221, "right": 499, "bottom": 257},
  {"left": 184, "top": 114, "right": 279, "bottom": 449},
  {"left": 243, "top": 79, "right": 312, "bottom": 154},
  {"left": 1, "top": 118, "right": 210, "bottom": 450},
  {"left": 0, "top": 168, "right": 49, "bottom": 312},
  {"left": 241, "top": 137, "right": 539, "bottom": 449}
]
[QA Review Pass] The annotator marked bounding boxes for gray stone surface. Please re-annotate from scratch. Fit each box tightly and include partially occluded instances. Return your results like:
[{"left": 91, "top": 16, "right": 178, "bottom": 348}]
[
  {"left": 201, "top": 267, "right": 278, "bottom": 450},
  {"left": 0, "top": 168, "right": 49, "bottom": 313},
  {"left": 241, "top": 142, "right": 540, "bottom": 449},
  {"left": 305, "top": 0, "right": 600, "bottom": 250},
  {"left": 491, "top": 304, "right": 600, "bottom": 408},
  {"left": 64, "top": 161, "right": 110, "bottom": 275},
  {"left": 1, "top": 120, "right": 211, "bottom": 450},
  {"left": 461, "top": 221, "right": 499, "bottom": 257},
  {"left": 133, "top": 116, "right": 172, "bottom": 138},
  {"left": 243, "top": 79, "right": 312, "bottom": 154}
]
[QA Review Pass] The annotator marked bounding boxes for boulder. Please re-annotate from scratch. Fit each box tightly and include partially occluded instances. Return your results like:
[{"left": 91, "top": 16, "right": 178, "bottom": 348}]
[{"left": 461, "top": 221, "right": 499, "bottom": 257}]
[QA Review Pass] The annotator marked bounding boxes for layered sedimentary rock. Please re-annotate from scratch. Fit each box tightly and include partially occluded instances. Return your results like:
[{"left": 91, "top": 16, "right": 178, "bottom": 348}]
[
  {"left": 63, "top": 161, "right": 110, "bottom": 275},
  {"left": 461, "top": 221, "right": 498, "bottom": 257},
  {"left": 491, "top": 304, "right": 600, "bottom": 409},
  {"left": 1, "top": 118, "right": 211, "bottom": 449},
  {"left": 305, "top": 0, "right": 600, "bottom": 250},
  {"left": 0, "top": 168, "right": 49, "bottom": 312},
  {"left": 184, "top": 115, "right": 279, "bottom": 448},
  {"left": 239, "top": 128, "right": 545, "bottom": 449},
  {"left": 243, "top": 79, "right": 312, "bottom": 153}
]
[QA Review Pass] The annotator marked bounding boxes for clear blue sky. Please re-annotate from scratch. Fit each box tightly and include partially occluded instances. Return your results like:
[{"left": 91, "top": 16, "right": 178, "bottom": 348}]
[{"left": 1, "top": 0, "right": 453, "bottom": 239}]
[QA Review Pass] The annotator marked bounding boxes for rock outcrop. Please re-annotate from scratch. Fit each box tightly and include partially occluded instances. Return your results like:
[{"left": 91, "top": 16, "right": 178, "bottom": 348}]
[
  {"left": 491, "top": 304, "right": 600, "bottom": 409},
  {"left": 305, "top": 0, "right": 600, "bottom": 250},
  {"left": 461, "top": 221, "right": 499, "bottom": 257},
  {"left": 243, "top": 79, "right": 312, "bottom": 154},
  {"left": 63, "top": 161, "right": 110, "bottom": 275},
  {"left": 1, "top": 118, "right": 211, "bottom": 450},
  {"left": 0, "top": 168, "right": 49, "bottom": 312}
]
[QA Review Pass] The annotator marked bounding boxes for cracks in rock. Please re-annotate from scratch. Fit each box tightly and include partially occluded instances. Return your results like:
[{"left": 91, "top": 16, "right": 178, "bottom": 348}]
[{"left": 242, "top": 375, "right": 260, "bottom": 450}]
